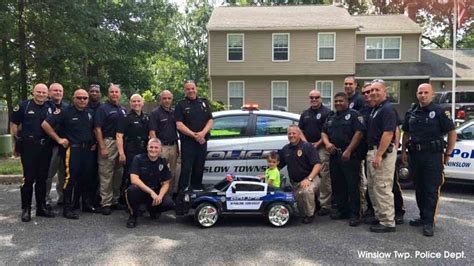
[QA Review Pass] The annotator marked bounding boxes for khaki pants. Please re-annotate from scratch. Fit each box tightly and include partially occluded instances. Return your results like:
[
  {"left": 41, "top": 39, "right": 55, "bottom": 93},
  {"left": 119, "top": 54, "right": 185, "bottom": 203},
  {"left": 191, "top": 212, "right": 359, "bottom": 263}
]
[
  {"left": 318, "top": 148, "right": 331, "bottom": 210},
  {"left": 46, "top": 145, "right": 66, "bottom": 204},
  {"left": 292, "top": 178, "right": 320, "bottom": 217},
  {"left": 366, "top": 149, "right": 396, "bottom": 227},
  {"left": 161, "top": 144, "right": 179, "bottom": 194},
  {"left": 98, "top": 138, "right": 123, "bottom": 207}
]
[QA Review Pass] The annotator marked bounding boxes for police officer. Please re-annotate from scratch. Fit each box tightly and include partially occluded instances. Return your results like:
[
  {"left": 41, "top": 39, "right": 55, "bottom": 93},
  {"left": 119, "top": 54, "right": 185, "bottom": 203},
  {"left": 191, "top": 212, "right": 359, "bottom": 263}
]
[
  {"left": 88, "top": 84, "right": 102, "bottom": 208},
  {"left": 175, "top": 80, "right": 213, "bottom": 191},
  {"left": 279, "top": 125, "right": 321, "bottom": 224},
  {"left": 321, "top": 92, "right": 365, "bottom": 226},
  {"left": 366, "top": 80, "right": 397, "bottom": 233},
  {"left": 298, "top": 89, "right": 331, "bottom": 216},
  {"left": 10, "top": 83, "right": 55, "bottom": 222},
  {"left": 116, "top": 94, "right": 149, "bottom": 197},
  {"left": 88, "top": 84, "right": 102, "bottom": 111},
  {"left": 42, "top": 89, "right": 96, "bottom": 219},
  {"left": 401, "top": 83, "right": 456, "bottom": 237},
  {"left": 344, "top": 76, "right": 364, "bottom": 111},
  {"left": 125, "top": 138, "right": 175, "bottom": 228},
  {"left": 149, "top": 90, "right": 179, "bottom": 195},
  {"left": 94, "top": 84, "right": 127, "bottom": 215}
]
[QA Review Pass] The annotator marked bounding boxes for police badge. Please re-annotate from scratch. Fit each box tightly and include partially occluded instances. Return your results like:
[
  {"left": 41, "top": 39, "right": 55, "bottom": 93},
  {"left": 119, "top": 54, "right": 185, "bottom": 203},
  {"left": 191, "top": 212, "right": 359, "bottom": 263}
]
[
  {"left": 429, "top": 111, "right": 435, "bottom": 119},
  {"left": 345, "top": 114, "right": 351, "bottom": 120},
  {"left": 297, "top": 149, "right": 303, "bottom": 157},
  {"left": 316, "top": 113, "right": 321, "bottom": 120},
  {"left": 13, "top": 105, "right": 19, "bottom": 112},
  {"left": 159, "top": 164, "right": 164, "bottom": 171},
  {"left": 349, "top": 102, "right": 354, "bottom": 109}
]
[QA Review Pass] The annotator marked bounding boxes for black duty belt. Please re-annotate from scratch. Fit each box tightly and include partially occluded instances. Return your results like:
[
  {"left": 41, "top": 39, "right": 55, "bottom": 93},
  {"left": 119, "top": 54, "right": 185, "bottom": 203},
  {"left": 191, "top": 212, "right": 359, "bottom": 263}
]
[
  {"left": 162, "top": 141, "right": 177, "bottom": 146},
  {"left": 23, "top": 137, "right": 49, "bottom": 145},
  {"left": 408, "top": 140, "right": 444, "bottom": 153},
  {"left": 70, "top": 143, "right": 92, "bottom": 149}
]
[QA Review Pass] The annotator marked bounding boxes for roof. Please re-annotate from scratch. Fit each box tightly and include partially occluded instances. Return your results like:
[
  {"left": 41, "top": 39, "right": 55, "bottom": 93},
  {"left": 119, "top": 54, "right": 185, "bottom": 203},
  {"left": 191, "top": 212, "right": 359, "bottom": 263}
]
[
  {"left": 355, "top": 62, "right": 431, "bottom": 79},
  {"left": 207, "top": 5, "right": 357, "bottom": 31},
  {"left": 353, "top": 15, "right": 422, "bottom": 34},
  {"left": 421, "top": 49, "right": 474, "bottom": 80}
]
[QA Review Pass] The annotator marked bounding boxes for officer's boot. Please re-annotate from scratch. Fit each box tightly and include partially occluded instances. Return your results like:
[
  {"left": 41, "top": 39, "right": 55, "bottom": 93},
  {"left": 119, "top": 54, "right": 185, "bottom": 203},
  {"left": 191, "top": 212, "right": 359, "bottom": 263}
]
[
  {"left": 63, "top": 205, "right": 79, "bottom": 220},
  {"left": 36, "top": 204, "right": 55, "bottom": 218},
  {"left": 21, "top": 207, "right": 31, "bottom": 222}
]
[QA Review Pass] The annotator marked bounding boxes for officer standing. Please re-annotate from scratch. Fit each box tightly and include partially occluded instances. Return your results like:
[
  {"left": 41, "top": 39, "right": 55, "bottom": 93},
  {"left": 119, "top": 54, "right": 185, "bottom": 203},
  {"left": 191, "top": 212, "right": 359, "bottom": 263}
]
[
  {"left": 116, "top": 94, "right": 150, "bottom": 196},
  {"left": 42, "top": 89, "right": 96, "bottom": 219},
  {"left": 279, "top": 125, "right": 321, "bottom": 224},
  {"left": 366, "top": 79, "right": 397, "bottom": 233},
  {"left": 149, "top": 90, "right": 179, "bottom": 195},
  {"left": 344, "top": 76, "right": 364, "bottom": 111},
  {"left": 88, "top": 84, "right": 102, "bottom": 111},
  {"left": 298, "top": 89, "right": 331, "bottom": 216},
  {"left": 321, "top": 92, "right": 365, "bottom": 226},
  {"left": 175, "top": 80, "right": 213, "bottom": 191},
  {"left": 94, "top": 84, "right": 127, "bottom": 215},
  {"left": 10, "top": 83, "right": 55, "bottom": 222},
  {"left": 125, "top": 138, "right": 175, "bottom": 228},
  {"left": 88, "top": 84, "right": 102, "bottom": 208},
  {"left": 401, "top": 83, "right": 456, "bottom": 237}
]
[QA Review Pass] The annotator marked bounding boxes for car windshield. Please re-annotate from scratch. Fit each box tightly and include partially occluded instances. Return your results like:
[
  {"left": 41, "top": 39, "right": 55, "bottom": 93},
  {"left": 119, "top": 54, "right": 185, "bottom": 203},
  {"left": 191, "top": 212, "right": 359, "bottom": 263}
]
[
  {"left": 444, "top": 92, "right": 474, "bottom": 103},
  {"left": 213, "top": 179, "right": 231, "bottom": 191}
]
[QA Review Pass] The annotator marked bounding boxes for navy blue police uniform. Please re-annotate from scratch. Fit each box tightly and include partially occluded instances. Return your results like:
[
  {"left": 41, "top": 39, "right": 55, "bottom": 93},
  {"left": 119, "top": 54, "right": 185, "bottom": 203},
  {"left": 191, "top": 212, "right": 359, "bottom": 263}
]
[
  {"left": 402, "top": 102, "right": 454, "bottom": 227},
  {"left": 298, "top": 104, "right": 331, "bottom": 143},
  {"left": 149, "top": 106, "right": 178, "bottom": 146},
  {"left": 279, "top": 141, "right": 321, "bottom": 183},
  {"left": 87, "top": 101, "right": 101, "bottom": 207},
  {"left": 175, "top": 97, "right": 213, "bottom": 191},
  {"left": 323, "top": 108, "right": 366, "bottom": 220},
  {"left": 349, "top": 91, "right": 364, "bottom": 111},
  {"left": 367, "top": 100, "right": 397, "bottom": 151},
  {"left": 94, "top": 100, "right": 127, "bottom": 139}
]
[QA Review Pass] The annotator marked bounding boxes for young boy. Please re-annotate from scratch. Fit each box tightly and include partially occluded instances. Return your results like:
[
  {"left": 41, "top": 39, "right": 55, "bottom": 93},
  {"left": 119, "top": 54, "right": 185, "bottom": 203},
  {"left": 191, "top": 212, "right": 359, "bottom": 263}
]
[{"left": 262, "top": 151, "right": 281, "bottom": 189}]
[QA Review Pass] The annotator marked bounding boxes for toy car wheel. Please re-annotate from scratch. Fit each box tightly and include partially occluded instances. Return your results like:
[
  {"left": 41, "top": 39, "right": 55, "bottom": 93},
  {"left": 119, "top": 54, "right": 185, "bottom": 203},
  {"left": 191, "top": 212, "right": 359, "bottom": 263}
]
[
  {"left": 267, "top": 203, "right": 291, "bottom": 227},
  {"left": 195, "top": 202, "right": 219, "bottom": 228}
]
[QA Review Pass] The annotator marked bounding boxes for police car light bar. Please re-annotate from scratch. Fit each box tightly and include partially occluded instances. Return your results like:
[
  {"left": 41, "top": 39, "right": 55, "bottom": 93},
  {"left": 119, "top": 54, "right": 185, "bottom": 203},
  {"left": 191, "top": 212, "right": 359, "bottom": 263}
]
[{"left": 242, "top": 104, "right": 259, "bottom": 111}]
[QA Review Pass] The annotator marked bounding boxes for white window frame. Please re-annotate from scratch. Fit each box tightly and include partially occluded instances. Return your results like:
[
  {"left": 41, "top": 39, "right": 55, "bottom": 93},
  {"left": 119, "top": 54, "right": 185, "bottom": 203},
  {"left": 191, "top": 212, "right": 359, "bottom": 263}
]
[
  {"left": 271, "top": 81, "right": 289, "bottom": 111},
  {"left": 272, "top": 33, "right": 290, "bottom": 62},
  {"left": 227, "top": 33, "right": 244, "bottom": 62},
  {"left": 365, "top": 36, "right": 402, "bottom": 61},
  {"left": 315, "top": 80, "right": 334, "bottom": 109},
  {"left": 227, "top": 80, "right": 245, "bottom": 110},
  {"left": 317, "top": 32, "right": 336, "bottom": 61}
]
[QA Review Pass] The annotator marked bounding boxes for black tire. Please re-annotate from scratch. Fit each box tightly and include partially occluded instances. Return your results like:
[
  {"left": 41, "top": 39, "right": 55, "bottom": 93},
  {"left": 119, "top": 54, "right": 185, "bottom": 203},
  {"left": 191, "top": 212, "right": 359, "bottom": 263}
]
[
  {"left": 266, "top": 202, "right": 291, "bottom": 227},
  {"left": 194, "top": 202, "right": 219, "bottom": 228}
]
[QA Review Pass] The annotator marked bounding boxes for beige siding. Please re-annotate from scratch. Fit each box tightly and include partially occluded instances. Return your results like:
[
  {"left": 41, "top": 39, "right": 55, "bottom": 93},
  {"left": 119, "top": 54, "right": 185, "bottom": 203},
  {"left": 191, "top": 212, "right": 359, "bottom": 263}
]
[
  {"left": 431, "top": 80, "right": 474, "bottom": 91},
  {"left": 355, "top": 34, "right": 420, "bottom": 63},
  {"left": 209, "top": 30, "right": 355, "bottom": 76}
]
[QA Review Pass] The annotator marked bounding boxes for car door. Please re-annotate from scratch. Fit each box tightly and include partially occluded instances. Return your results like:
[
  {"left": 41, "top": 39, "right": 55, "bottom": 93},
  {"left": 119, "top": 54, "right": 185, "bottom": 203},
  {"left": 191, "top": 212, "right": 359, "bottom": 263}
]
[
  {"left": 225, "top": 181, "right": 267, "bottom": 211},
  {"left": 445, "top": 123, "right": 474, "bottom": 181}
]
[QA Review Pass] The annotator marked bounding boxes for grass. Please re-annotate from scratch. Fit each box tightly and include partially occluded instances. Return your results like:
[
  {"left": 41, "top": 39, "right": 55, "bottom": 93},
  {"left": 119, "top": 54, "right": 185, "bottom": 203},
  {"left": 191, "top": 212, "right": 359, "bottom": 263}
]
[{"left": 0, "top": 157, "right": 22, "bottom": 175}]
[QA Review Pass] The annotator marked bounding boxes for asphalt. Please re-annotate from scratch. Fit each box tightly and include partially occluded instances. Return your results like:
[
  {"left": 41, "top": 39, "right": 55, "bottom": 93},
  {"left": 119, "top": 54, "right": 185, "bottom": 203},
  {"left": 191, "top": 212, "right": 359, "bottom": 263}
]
[{"left": 0, "top": 183, "right": 473, "bottom": 265}]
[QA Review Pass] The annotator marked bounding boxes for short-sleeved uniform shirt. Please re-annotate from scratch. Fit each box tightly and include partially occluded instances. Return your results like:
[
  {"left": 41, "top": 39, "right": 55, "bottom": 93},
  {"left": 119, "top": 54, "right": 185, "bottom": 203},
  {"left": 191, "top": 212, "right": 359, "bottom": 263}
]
[
  {"left": 129, "top": 154, "right": 171, "bottom": 189},
  {"left": 175, "top": 97, "right": 213, "bottom": 141},
  {"left": 45, "top": 105, "right": 95, "bottom": 144},
  {"left": 402, "top": 102, "right": 455, "bottom": 144},
  {"left": 265, "top": 167, "right": 281, "bottom": 188},
  {"left": 149, "top": 106, "right": 178, "bottom": 145},
  {"left": 349, "top": 92, "right": 365, "bottom": 111},
  {"left": 367, "top": 100, "right": 397, "bottom": 147},
  {"left": 94, "top": 100, "right": 127, "bottom": 138},
  {"left": 10, "top": 100, "right": 54, "bottom": 139},
  {"left": 117, "top": 111, "right": 150, "bottom": 142},
  {"left": 322, "top": 108, "right": 366, "bottom": 150},
  {"left": 298, "top": 104, "right": 331, "bottom": 143},
  {"left": 279, "top": 141, "right": 321, "bottom": 183},
  {"left": 88, "top": 101, "right": 101, "bottom": 112}
]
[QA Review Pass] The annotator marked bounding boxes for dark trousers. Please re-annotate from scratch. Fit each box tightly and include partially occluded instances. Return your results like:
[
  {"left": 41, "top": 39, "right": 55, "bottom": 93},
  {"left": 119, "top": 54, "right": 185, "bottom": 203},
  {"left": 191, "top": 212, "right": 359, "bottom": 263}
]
[
  {"left": 63, "top": 146, "right": 95, "bottom": 209},
  {"left": 329, "top": 154, "right": 361, "bottom": 218},
  {"left": 122, "top": 142, "right": 146, "bottom": 192},
  {"left": 125, "top": 185, "right": 175, "bottom": 217},
  {"left": 20, "top": 140, "right": 53, "bottom": 209},
  {"left": 91, "top": 148, "right": 100, "bottom": 207},
  {"left": 409, "top": 151, "right": 444, "bottom": 225},
  {"left": 178, "top": 139, "right": 207, "bottom": 191}
]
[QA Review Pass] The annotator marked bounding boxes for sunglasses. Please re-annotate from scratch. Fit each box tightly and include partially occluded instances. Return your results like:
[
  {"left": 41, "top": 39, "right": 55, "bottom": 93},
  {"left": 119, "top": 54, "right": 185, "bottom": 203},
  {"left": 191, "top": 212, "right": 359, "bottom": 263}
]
[
  {"left": 371, "top": 79, "right": 385, "bottom": 85},
  {"left": 75, "top": 96, "right": 89, "bottom": 101},
  {"left": 309, "top": 96, "right": 321, "bottom": 100}
]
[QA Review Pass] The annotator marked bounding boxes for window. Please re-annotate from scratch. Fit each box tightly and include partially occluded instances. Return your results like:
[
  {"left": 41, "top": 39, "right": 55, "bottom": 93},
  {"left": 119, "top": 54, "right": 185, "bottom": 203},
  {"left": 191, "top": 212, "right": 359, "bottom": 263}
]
[
  {"left": 228, "top": 81, "right": 244, "bottom": 110},
  {"left": 210, "top": 115, "right": 248, "bottom": 139},
  {"left": 318, "top": 33, "right": 335, "bottom": 61},
  {"left": 271, "top": 81, "right": 288, "bottom": 111},
  {"left": 315, "top": 80, "right": 333, "bottom": 107},
  {"left": 272, "top": 33, "right": 289, "bottom": 61},
  {"left": 365, "top": 37, "right": 401, "bottom": 60},
  {"left": 461, "top": 125, "right": 474, "bottom": 140},
  {"left": 235, "top": 183, "right": 265, "bottom": 192},
  {"left": 256, "top": 115, "right": 297, "bottom": 136},
  {"left": 227, "top": 34, "right": 244, "bottom": 61},
  {"left": 445, "top": 92, "right": 474, "bottom": 104}
]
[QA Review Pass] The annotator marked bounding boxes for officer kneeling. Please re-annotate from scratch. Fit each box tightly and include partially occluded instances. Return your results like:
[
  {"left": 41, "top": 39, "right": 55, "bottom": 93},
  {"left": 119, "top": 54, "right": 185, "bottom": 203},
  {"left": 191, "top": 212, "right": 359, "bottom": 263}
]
[{"left": 125, "top": 138, "right": 175, "bottom": 228}]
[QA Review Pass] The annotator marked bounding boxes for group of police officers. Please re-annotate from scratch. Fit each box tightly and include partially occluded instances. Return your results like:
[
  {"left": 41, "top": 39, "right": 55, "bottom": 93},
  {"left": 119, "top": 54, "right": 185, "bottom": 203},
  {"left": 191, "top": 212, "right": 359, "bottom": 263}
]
[{"left": 10, "top": 77, "right": 455, "bottom": 236}]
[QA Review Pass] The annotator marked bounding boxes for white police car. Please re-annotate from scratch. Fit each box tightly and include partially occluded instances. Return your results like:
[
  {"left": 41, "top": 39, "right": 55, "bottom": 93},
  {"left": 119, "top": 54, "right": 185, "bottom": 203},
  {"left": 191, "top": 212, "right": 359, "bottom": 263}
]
[{"left": 203, "top": 105, "right": 300, "bottom": 184}]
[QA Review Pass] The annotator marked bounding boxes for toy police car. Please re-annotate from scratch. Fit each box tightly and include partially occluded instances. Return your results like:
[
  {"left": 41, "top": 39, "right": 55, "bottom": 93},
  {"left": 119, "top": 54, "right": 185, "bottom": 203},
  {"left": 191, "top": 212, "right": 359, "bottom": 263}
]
[{"left": 175, "top": 175, "right": 296, "bottom": 228}]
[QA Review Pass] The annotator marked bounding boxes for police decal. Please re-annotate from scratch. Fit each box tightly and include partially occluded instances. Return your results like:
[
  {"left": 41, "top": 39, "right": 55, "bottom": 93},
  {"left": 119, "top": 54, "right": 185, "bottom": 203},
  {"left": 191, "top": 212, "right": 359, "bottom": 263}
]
[
  {"left": 345, "top": 114, "right": 351, "bottom": 120},
  {"left": 429, "top": 111, "right": 436, "bottom": 119}
]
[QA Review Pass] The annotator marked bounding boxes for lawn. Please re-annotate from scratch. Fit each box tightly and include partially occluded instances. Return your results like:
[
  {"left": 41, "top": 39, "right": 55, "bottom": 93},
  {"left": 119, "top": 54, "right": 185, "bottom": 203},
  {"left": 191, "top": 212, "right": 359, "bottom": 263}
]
[{"left": 0, "top": 157, "right": 22, "bottom": 175}]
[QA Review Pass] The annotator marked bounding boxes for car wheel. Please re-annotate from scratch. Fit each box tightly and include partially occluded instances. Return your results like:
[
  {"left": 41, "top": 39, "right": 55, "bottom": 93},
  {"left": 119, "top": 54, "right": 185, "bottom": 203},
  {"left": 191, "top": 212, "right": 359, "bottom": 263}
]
[
  {"left": 397, "top": 165, "right": 414, "bottom": 189},
  {"left": 194, "top": 202, "right": 219, "bottom": 228},
  {"left": 267, "top": 202, "right": 291, "bottom": 227}
]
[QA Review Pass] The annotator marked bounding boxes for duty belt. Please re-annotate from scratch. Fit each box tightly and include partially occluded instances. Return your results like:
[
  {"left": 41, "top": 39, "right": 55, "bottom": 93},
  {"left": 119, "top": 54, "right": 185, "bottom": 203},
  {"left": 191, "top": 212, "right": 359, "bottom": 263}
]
[
  {"left": 23, "top": 136, "right": 49, "bottom": 145},
  {"left": 408, "top": 140, "right": 444, "bottom": 152},
  {"left": 70, "top": 143, "right": 91, "bottom": 149},
  {"left": 162, "top": 141, "right": 177, "bottom": 146}
]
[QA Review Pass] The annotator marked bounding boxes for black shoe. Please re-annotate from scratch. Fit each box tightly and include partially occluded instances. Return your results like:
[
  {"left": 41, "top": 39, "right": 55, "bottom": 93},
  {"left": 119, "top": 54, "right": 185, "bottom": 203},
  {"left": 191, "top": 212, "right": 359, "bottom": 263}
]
[
  {"left": 364, "top": 216, "right": 379, "bottom": 225},
  {"left": 349, "top": 217, "right": 362, "bottom": 227},
  {"left": 302, "top": 215, "right": 315, "bottom": 224},
  {"left": 21, "top": 208, "right": 31, "bottom": 222},
  {"left": 102, "top": 206, "right": 112, "bottom": 215},
  {"left": 395, "top": 215, "right": 405, "bottom": 225},
  {"left": 409, "top": 218, "right": 424, "bottom": 227},
  {"left": 126, "top": 216, "right": 137, "bottom": 228},
  {"left": 316, "top": 208, "right": 331, "bottom": 216},
  {"left": 36, "top": 205, "right": 55, "bottom": 218},
  {"left": 111, "top": 204, "right": 127, "bottom": 211},
  {"left": 63, "top": 209, "right": 79, "bottom": 220},
  {"left": 370, "top": 224, "right": 396, "bottom": 233},
  {"left": 82, "top": 204, "right": 99, "bottom": 213},
  {"left": 423, "top": 224, "right": 434, "bottom": 237},
  {"left": 330, "top": 212, "right": 349, "bottom": 220}
]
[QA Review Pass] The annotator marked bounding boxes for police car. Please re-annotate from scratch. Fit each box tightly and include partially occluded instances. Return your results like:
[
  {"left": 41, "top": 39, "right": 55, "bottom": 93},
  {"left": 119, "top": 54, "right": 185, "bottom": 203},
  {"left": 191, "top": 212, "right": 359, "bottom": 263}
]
[
  {"left": 203, "top": 105, "right": 300, "bottom": 184},
  {"left": 177, "top": 175, "right": 296, "bottom": 228}
]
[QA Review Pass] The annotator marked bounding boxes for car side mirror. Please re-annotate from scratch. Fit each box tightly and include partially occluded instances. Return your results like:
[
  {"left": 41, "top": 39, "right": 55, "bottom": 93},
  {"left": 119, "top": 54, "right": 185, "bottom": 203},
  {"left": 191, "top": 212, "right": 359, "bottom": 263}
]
[{"left": 231, "top": 186, "right": 236, "bottom": 193}]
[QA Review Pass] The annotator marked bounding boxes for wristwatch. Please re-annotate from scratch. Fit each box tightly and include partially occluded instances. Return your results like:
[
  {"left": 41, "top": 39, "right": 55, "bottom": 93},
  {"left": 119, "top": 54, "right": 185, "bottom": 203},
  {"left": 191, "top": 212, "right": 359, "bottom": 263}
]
[{"left": 307, "top": 177, "right": 314, "bottom": 182}]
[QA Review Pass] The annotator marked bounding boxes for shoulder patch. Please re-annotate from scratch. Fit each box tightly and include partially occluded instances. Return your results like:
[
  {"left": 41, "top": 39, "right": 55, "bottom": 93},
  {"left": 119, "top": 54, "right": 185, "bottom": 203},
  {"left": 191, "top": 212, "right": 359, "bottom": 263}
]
[
  {"left": 53, "top": 109, "right": 61, "bottom": 115},
  {"left": 13, "top": 105, "right": 19, "bottom": 112},
  {"left": 357, "top": 116, "right": 365, "bottom": 124}
]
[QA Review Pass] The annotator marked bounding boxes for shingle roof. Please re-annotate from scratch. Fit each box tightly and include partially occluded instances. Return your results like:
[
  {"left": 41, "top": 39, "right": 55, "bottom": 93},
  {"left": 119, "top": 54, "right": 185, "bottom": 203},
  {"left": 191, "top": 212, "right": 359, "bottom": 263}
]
[
  {"left": 207, "top": 5, "right": 357, "bottom": 31},
  {"left": 355, "top": 62, "right": 431, "bottom": 78},
  {"left": 353, "top": 15, "right": 422, "bottom": 34},
  {"left": 421, "top": 49, "right": 474, "bottom": 79}
]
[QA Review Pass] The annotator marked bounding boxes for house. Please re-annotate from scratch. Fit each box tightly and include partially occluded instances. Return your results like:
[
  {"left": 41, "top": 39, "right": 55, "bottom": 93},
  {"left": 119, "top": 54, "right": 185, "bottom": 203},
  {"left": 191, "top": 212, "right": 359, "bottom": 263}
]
[{"left": 207, "top": 5, "right": 474, "bottom": 114}]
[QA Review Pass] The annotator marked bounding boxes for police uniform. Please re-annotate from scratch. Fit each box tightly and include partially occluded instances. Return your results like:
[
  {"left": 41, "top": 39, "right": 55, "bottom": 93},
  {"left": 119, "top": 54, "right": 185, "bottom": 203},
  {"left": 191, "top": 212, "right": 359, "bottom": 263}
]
[
  {"left": 402, "top": 102, "right": 454, "bottom": 229},
  {"left": 150, "top": 106, "right": 179, "bottom": 193},
  {"left": 279, "top": 141, "right": 321, "bottom": 218},
  {"left": 11, "top": 100, "right": 55, "bottom": 218},
  {"left": 175, "top": 97, "right": 213, "bottom": 191},
  {"left": 45, "top": 105, "right": 96, "bottom": 218},
  {"left": 366, "top": 99, "right": 397, "bottom": 229},
  {"left": 94, "top": 100, "right": 127, "bottom": 209},
  {"left": 348, "top": 91, "right": 364, "bottom": 111},
  {"left": 298, "top": 104, "right": 332, "bottom": 213},
  {"left": 87, "top": 101, "right": 101, "bottom": 207},
  {"left": 125, "top": 154, "right": 175, "bottom": 220},
  {"left": 323, "top": 108, "right": 365, "bottom": 221}
]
